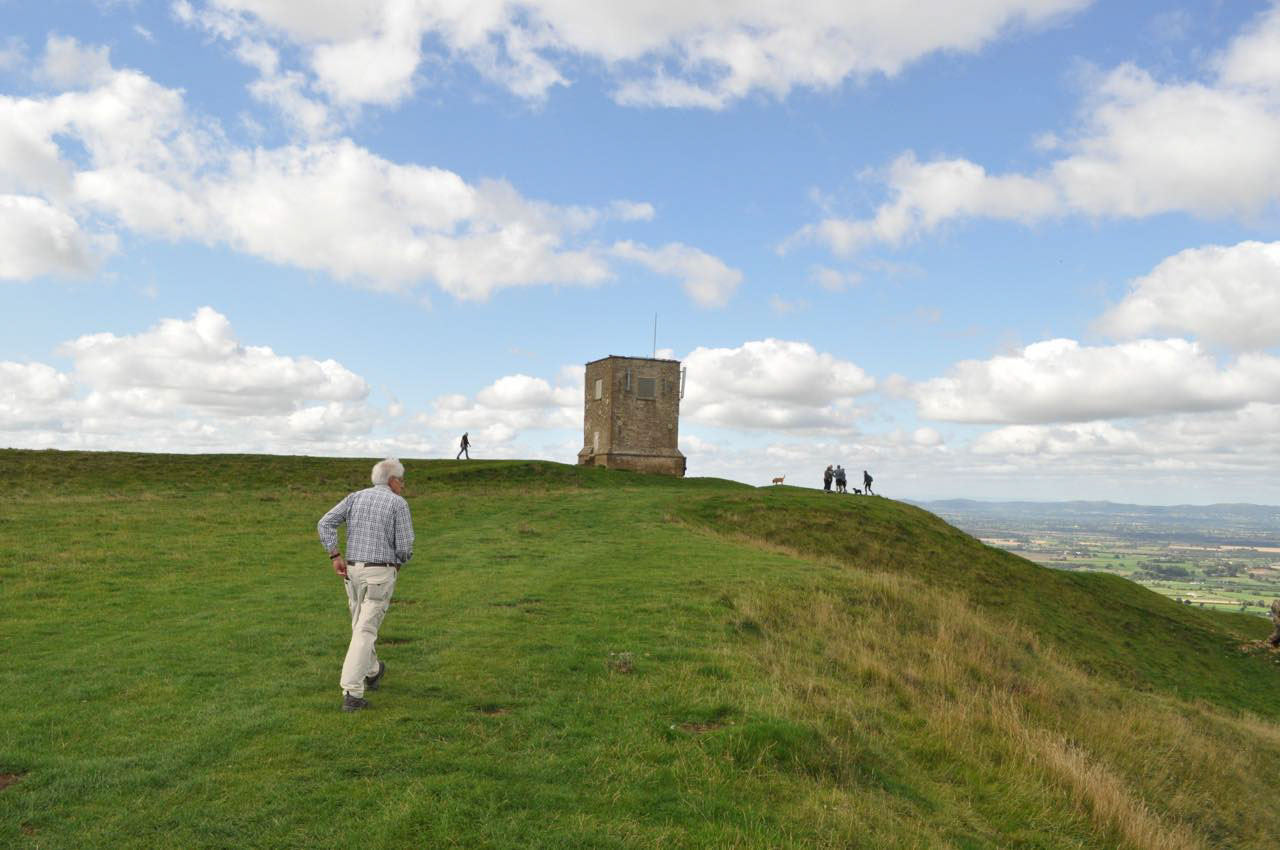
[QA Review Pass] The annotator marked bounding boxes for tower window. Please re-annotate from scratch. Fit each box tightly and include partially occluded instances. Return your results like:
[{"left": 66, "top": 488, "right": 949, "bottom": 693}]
[
  {"left": 637, "top": 377, "right": 656, "bottom": 399},
  {"left": 594, "top": 378, "right": 603, "bottom": 400}
]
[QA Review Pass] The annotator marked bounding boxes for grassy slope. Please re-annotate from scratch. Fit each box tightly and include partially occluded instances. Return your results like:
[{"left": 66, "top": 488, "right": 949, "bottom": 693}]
[{"left": 2, "top": 450, "right": 1279, "bottom": 849}]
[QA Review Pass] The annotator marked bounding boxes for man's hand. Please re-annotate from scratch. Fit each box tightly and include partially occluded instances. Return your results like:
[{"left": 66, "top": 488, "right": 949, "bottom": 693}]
[{"left": 331, "top": 555, "right": 348, "bottom": 578}]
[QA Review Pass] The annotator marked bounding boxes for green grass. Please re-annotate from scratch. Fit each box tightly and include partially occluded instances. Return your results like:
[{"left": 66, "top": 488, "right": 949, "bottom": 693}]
[{"left": 2, "top": 450, "right": 1280, "bottom": 849}]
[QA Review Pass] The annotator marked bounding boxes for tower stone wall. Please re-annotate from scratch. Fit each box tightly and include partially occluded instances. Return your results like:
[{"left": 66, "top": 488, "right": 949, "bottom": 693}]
[{"left": 577, "top": 355, "right": 686, "bottom": 476}]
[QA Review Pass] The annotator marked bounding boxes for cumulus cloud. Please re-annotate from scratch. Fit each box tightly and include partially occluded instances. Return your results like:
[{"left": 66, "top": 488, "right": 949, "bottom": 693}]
[
  {"left": 909, "top": 338, "right": 1280, "bottom": 424},
  {"left": 677, "top": 394, "right": 1280, "bottom": 499},
  {"left": 417, "top": 369, "right": 581, "bottom": 442},
  {"left": 971, "top": 420, "right": 1146, "bottom": 456},
  {"left": 612, "top": 241, "right": 743, "bottom": 307},
  {"left": 799, "top": 4, "right": 1280, "bottom": 254},
  {"left": 35, "top": 36, "right": 114, "bottom": 88},
  {"left": 183, "top": 0, "right": 1089, "bottom": 110},
  {"left": 0, "top": 307, "right": 395, "bottom": 453},
  {"left": 0, "top": 362, "right": 74, "bottom": 428},
  {"left": 1097, "top": 241, "right": 1280, "bottom": 351},
  {"left": 61, "top": 306, "right": 368, "bottom": 414},
  {"left": 968, "top": 403, "right": 1280, "bottom": 479},
  {"left": 800, "top": 153, "right": 1059, "bottom": 254},
  {"left": 0, "top": 38, "right": 731, "bottom": 304},
  {"left": 682, "top": 339, "right": 874, "bottom": 430},
  {"left": 0, "top": 195, "right": 102, "bottom": 279}
]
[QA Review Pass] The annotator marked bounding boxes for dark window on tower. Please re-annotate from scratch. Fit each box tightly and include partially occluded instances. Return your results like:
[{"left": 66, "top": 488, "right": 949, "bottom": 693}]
[{"left": 637, "top": 377, "right": 656, "bottom": 399}]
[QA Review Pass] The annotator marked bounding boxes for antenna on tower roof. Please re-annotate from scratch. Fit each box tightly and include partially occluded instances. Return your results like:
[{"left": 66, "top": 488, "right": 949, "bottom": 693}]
[{"left": 652, "top": 313, "right": 657, "bottom": 359}]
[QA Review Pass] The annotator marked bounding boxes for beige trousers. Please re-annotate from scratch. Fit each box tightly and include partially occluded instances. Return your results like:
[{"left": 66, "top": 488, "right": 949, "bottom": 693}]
[{"left": 341, "top": 563, "right": 397, "bottom": 697}]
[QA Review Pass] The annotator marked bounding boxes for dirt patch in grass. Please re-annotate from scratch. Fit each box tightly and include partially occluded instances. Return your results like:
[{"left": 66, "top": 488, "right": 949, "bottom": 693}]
[
  {"left": 677, "top": 722, "right": 723, "bottom": 734},
  {"left": 393, "top": 598, "right": 419, "bottom": 606},
  {"left": 379, "top": 637, "right": 415, "bottom": 645},
  {"left": 474, "top": 704, "right": 509, "bottom": 716},
  {"left": 0, "top": 772, "right": 24, "bottom": 791},
  {"left": 21, "top": 824, "right": 37, "bottom": 835}
]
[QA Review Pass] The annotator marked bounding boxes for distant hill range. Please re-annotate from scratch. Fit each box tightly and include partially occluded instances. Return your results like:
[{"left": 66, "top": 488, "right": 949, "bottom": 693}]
[{"left": 911, "top": 499, "right": 1280, "bottom": 546}]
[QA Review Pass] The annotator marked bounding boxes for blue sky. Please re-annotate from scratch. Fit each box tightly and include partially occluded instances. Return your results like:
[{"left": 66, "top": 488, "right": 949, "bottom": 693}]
[{"left": 3, "top": 0, "right": 1280, "bottom": 504}]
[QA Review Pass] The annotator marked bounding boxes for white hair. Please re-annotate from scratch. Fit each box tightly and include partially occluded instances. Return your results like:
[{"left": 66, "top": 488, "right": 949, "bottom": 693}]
[{"left": 371, "top": 457, "right": 404, "bottom": 485}]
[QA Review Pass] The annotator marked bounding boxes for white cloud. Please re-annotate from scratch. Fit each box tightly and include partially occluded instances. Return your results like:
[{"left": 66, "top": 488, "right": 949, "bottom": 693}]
[
  {"left": 910, "top": 338, "right": 1280, "bottom": 424},
  {"left": 61, "top": 306, "right": 369, "bottom": 415},
  {"left": 197, "top": 143, "right": 611, "bottom": 297},
  {"left": 913, "top": 427, "right": 944, "bottom": 447},
  {"left": 612, "top": 240, "right": 743, "bottom": 307},
  {"left": 246, "top": 67, "right": 337, "bottom": 139},
  {"left": 1050, "top": 62, "right": 1280, "bottom": 219},
  {"left": 0, "top": 195, "right": 103, "bottom": 279},
  {"left": 800, "top": 4, "right": 1280, "bottom": 254},
  {"left": 968, "top": 403, "right": 1280, "bottom": 476},
  {"left": 607, "top": 200, "right": 656, "bottom": 222},
  {"left": 186, "top": 0, "right": 1090, "bottom": 110},
  {"left": 801, "top": 153, "right": 1059, "bottom": 254},
  {"left": 1097, "top": 241, "right": 1280, "bottom": 351},
  {"left": 1214, "top": 3, "right": 1280, "bottom": 90},
  {"left": 676, "top": 396, "right": 1280, "bottom": 499},
  {"left": 0, "top": 38, "right": 25, "bottom": 72},
  {"left": 810, "top": 265, "right": 860, "bottom": 292},
  {"left": 310, "top": 29, "right": 424, "bottom": 106},
  {"left": 682, "top": 339, "right": 874, "bottom": 430},
  {"left": 0, "top": 41, "right": 731, "bottom": 304},
  {"left": 417, "top": 371, "right": 580, "bottom": 437},
  {"left": 972, "top": 420, "right": 1145, "bottom": 456},
  {"left": 0, "top": 362, "right": 74, "bottom": 429},
  {"left": 0, "top": 307, "right": 396, "bottom": 453},
  {"left": 36, "top": 36, "right": 114, "bottom": 88}
]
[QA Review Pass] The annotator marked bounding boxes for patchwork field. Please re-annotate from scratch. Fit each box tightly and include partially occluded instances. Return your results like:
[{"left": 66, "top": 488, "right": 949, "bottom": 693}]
[
  {"left": 3, "top": 451, "right": 1280, "bottom": 848},
  {"left": 922, "top": 501, "right": 1280, "bottom": 616}
]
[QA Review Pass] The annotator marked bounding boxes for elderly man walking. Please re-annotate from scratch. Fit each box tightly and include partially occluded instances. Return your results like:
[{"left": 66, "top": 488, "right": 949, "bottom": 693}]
[{"left": 318, "top": 458, "right": 415, "bottom": 712}]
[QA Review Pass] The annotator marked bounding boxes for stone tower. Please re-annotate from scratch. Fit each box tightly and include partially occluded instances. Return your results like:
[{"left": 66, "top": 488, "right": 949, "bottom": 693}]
[{"left": 577, "top": 355, "right": 686, "bottom": 476}]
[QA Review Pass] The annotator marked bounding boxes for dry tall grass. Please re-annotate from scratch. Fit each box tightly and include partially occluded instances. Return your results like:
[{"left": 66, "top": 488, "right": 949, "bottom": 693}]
[{"left": 704, "top": 541, "right": 1280, "bottom": 848}]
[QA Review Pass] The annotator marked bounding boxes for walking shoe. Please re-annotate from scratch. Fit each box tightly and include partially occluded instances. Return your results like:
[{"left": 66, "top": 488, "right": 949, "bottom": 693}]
[
  {"left": 342, "top": 692, "right": 370, "bottom": 712},
  {"left": 365, "top": 661, "right": 386, "bottom": 691}
]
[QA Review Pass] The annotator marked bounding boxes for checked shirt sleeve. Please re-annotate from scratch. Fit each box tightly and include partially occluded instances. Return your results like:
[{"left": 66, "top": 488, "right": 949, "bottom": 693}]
[
  {"left": 317, "top": 493, "right": 353, "bottom": 553},
  {"left": 393, "top": 499, "right": 414, "bottom": 564}
]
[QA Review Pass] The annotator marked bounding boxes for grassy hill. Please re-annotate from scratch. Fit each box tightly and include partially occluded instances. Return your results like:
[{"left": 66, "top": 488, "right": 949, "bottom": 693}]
[{"left": 2, "top": 450, "right": 1279, "bottom": 849}]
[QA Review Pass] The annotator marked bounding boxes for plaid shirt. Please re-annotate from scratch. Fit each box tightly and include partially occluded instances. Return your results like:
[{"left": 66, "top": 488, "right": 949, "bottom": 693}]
[{"left": 317, "top": 484, "right": 415, "bottom": 565}]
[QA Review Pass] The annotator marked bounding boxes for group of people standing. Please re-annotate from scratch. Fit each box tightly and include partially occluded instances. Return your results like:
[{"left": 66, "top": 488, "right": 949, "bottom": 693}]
[{"left": 824, "top": 465, "right": 873, "bottom": 495}]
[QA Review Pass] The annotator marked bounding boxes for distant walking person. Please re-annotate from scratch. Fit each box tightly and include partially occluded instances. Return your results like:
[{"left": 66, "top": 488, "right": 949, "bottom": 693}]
[
  {"left": 834, "top": 465, "right": 847, "bottom": 494},
  {"left": 863, "top": 470, "right": 874, "bottom": 495},
  {"left": 317, "top": 458, "right": 415, "bottom": 713},
  {"left": 457, "top": 432, "right": 470, "bottom": 460},
  {"left": 1268, "top": 599, "right": 1280, "bottom": 647},
  {"left": 823, "top": 465, "right": 833, "bottom": 492}
]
